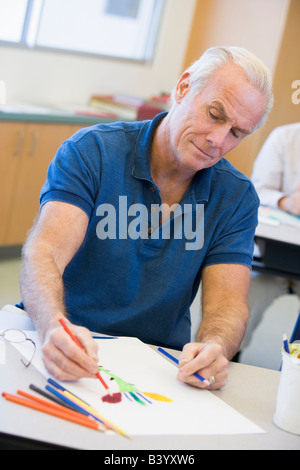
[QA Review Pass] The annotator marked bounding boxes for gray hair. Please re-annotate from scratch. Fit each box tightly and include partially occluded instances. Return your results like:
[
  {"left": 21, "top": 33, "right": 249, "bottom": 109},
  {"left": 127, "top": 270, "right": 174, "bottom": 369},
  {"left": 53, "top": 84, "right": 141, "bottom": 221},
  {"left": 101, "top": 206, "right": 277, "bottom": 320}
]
[{"left": 172, "top": 46, "right": 274, "bottom": 130}]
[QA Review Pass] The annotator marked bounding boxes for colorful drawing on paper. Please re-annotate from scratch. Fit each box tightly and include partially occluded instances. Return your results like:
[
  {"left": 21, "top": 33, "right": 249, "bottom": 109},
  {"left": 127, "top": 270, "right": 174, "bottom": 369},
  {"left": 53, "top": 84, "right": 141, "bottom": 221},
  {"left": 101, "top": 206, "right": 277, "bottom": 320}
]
[{"left": 98, "top": 367, "right": 173, "bottom": 405}]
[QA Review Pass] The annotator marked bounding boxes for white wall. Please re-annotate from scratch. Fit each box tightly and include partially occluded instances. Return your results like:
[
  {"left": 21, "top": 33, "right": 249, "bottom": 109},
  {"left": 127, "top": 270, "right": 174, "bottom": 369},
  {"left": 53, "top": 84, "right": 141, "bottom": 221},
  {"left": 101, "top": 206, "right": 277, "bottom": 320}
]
[{"left": 0, "top": 0, "right": 196, "bottom": 107}]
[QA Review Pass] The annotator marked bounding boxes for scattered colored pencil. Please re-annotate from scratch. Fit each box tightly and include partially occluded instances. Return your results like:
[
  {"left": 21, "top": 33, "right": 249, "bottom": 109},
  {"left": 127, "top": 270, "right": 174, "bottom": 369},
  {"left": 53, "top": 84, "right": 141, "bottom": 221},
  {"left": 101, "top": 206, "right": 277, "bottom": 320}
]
[
  {"left": 29, "top": 384, "right": 80, "bottom": 412},
  {"left": 46, "top": 380, "right": 130, "bottom": 439},
  {"left": 158, "top": 347, "right": 211, "bottom": 386},
  {"left": 47, "top": 378, "right": 91, "bottom": 406},
  {"left": 45, "top": 385, "right": 99, "bottom": 421},
  {"left": 2, "top": 392, "right": 103, "bottom": 432},
  {"left": 17, "top": 389, "right": 105, "bottom": 430},
  {"left": 58, "top": 318, "right": 112, "bottom": 394},
  {"left": 61, "top": 390, "right": 131, "bottom": 439}
]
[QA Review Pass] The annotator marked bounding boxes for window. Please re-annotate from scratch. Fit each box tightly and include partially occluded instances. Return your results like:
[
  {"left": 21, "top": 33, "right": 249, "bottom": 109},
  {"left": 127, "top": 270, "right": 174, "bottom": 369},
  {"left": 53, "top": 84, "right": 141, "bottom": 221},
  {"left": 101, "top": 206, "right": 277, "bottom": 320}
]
[
  {"left": 104, "top": 0, "right": 141, "bottom": 18},
  {"left": 0, "top": 0, "right": 28, "bottom": 43},
  {"left": 0, "top": 0, "right": 164, "bottom": 61}
]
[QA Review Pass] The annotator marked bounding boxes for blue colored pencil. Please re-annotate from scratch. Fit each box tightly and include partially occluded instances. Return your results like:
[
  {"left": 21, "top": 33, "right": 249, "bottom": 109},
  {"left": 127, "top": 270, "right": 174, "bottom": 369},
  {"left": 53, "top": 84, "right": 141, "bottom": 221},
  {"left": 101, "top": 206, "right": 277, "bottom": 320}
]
[
  {"left": 92, "top": 336, "right": 118, "bottom": 340},
  {"left": 47, "top": 378, "right": 91, "bottom": 406},
  {"left": 45, "top": 385, "right": 104, "bottom": 424},
  {"left": 46, "top": 384, "right": 130, "bottom": 439},
  {"left": 29, "top": 384, "right": 80, "bottom": 412},
  {"left": 157, "top": 347, "right": 211, "bottom": 386},
  {"left": 283, "top": 334, "right": 290, "bottom": 354},
  {"left": 45, "top": 385, "right": 92, "bottom": 416}
]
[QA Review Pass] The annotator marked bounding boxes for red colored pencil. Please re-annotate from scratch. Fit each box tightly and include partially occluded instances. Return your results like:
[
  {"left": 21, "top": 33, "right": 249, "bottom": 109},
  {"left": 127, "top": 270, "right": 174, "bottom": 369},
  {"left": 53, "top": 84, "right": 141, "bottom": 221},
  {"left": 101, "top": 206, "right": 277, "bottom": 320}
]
[
  {"left": 59, "top": 318, "right": 83, "bottom": 349},
  {"left": 96, "top": 371, "right": 110, "bottom": 391},
  {"left": 59, "top": 318, "right": 111, "bottom": 394}
]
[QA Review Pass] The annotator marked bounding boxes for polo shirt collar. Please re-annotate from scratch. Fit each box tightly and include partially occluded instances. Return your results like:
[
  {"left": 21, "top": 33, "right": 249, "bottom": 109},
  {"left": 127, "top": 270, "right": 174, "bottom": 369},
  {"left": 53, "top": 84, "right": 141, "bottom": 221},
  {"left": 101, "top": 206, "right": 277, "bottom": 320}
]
[
  {"left": 132, "top": 111, "right": 213, "bottom": 203},
  {"left": 132, "top": 112, "right": 166, "bottom": 183}
]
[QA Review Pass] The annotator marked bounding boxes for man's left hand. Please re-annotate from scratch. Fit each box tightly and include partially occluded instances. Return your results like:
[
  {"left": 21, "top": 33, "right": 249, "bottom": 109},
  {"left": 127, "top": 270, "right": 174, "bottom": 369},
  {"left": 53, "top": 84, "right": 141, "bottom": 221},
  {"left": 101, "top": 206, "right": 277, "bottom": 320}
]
[{"left": 177, "top": 342, "right": 229, "bottom": 390}]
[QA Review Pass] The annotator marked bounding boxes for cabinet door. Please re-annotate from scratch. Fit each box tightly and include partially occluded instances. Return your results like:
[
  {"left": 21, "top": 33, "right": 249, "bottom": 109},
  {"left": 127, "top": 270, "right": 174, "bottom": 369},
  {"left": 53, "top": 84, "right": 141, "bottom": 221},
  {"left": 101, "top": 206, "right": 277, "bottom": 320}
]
[
  {"left": 0, "top": 122, "right": 27, "bottom": 245},
  {"left": 4, "top": 123, "right": 73, "bottom": 246}
]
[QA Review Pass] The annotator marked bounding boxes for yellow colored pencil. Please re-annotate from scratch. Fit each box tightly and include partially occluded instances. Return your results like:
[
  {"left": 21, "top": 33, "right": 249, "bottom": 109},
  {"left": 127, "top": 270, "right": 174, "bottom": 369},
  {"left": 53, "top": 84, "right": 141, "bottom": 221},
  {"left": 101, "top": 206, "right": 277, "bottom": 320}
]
[{"left": 62, "top": 390, "right": 131, "bottom": 439}]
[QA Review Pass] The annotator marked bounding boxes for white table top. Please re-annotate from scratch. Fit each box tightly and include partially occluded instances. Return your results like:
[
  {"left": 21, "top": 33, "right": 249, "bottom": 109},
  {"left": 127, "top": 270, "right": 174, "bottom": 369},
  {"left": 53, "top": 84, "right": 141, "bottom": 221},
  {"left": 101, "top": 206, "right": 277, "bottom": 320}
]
[
  {"left": 255, "top": 216, "right": 300, "bottom": 246},
  {"left": 1, "top": 308, "right": 300, "bottom": 450},
  {"left": 256, "top": 220, "right": 300, "bottom": 247},
  {"left": 1, "top": 333, "right": 299, "bottom": 449}
]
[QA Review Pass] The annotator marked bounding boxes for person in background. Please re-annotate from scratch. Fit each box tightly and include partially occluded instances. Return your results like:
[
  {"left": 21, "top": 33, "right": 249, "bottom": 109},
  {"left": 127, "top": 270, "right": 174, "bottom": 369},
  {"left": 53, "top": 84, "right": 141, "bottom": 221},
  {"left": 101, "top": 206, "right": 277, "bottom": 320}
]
[
  {"left": 240, "top": 122, "right": 300, "bottom": 353},
  {"left": 19, "top": 46, "right": 273, "bottom": 389}
]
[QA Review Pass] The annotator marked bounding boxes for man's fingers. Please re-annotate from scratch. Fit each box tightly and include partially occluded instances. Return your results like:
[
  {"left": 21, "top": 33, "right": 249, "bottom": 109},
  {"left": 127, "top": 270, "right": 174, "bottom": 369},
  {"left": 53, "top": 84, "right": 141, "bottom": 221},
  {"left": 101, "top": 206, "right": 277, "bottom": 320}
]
[
  {"left": 177, "top": 342, "right": 229, "bottom": 390},
  {"left": 42, "top": 325, "right": 99, "bottom": 380},
  {"left": 72, "top": 325, "right": 99, "bottom": 362},
  {"left": 42, "top": 349, "right": 95, "bottom": 381}
]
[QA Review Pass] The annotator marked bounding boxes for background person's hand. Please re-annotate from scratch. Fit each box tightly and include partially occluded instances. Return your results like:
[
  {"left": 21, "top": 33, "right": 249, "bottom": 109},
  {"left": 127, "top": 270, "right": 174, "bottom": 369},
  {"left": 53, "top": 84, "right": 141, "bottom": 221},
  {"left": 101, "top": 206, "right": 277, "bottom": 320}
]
[{"left": 278, "top": 185, "right": 300, "bottom": 215}]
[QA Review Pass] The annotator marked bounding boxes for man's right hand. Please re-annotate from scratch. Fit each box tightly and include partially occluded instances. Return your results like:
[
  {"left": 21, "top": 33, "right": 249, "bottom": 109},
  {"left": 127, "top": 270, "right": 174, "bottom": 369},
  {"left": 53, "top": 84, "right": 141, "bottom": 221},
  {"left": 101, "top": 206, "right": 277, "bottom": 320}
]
[{"left": 42, "top": 321, "right": 99, "bottom": 381}]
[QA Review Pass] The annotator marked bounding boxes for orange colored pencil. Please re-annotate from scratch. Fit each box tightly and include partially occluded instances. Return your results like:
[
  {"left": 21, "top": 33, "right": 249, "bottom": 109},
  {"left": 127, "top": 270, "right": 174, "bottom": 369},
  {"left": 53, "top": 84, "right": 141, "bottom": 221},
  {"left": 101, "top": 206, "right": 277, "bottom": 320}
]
[
  {"left": 2, "top": 392, "right": 103, "bottom": 431},
  {"left": 17, "top": 389, "right": 106, "bottom": 431}
]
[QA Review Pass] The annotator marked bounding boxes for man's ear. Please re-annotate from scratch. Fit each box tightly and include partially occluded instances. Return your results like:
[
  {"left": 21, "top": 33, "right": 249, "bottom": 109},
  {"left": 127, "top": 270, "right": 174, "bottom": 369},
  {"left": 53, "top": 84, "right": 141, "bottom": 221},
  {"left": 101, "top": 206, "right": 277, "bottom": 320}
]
[{"left": 174, "top": 72, "right": 191, "bottom": 103}]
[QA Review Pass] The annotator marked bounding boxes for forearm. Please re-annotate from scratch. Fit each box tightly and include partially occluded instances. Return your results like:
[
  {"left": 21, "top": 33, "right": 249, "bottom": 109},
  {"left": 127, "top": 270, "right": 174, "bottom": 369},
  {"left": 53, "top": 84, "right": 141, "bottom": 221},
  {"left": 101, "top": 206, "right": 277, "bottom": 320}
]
[
  {"left": 20, "top": 242, "right": 66, "bottom": 342},
  {"left": 20, "top": 202, "right": 89, "bottom": 342},
  {"left": 198, "top": 264, "right": 250, "bottom": 360},
  {"left": 196, "top": 300, "right": 249, "bottom": 359}
]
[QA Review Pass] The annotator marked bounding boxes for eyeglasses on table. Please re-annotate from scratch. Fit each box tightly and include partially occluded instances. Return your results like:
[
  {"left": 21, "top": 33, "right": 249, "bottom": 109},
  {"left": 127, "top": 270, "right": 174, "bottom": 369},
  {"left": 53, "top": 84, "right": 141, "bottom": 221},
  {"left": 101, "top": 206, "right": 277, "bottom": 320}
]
[{"left": 0, "top": 329, "right": 36, "bottom": 367}]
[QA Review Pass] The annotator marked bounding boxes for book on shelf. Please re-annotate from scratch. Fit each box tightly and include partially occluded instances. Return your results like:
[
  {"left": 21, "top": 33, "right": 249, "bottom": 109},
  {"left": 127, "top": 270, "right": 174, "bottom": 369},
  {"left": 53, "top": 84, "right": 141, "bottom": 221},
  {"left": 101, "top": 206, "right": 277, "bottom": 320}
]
[{"left": 89, "top": 93, "right": 170, "bottom": 121}]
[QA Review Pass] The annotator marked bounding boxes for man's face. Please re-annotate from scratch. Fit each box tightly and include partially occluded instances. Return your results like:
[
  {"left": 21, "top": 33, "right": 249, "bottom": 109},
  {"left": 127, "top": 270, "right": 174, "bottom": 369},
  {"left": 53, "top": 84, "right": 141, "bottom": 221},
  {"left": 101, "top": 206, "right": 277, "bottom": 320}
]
[{"left": 168, "top": 63, "right": 267, "bottom": 172}]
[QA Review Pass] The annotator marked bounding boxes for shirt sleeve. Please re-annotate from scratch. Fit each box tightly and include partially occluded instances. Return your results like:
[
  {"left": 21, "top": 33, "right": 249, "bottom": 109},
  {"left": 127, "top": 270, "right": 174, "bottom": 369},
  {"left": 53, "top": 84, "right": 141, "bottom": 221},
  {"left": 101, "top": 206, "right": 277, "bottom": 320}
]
[
  {"left": 40, "top": 136, "right": 101, "bottom": 218},
  {"left": 203, "top": 183, "right": 259, "bottom": 269},
  {"left": 251, "top": 129, "right": 286, "bottom": 208}
]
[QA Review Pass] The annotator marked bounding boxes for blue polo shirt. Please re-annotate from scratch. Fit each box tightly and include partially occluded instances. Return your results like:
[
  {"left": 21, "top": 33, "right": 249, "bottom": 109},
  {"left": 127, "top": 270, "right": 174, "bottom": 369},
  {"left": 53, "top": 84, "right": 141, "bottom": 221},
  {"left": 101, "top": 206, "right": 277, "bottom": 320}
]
[{"left": 39, "top": 112, "right": 259, "bottom": 349}]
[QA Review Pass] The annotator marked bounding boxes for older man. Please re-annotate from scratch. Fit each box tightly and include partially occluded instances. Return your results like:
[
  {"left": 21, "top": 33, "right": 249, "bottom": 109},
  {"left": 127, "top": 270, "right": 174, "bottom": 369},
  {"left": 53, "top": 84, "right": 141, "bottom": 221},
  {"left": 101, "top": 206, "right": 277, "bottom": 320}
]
[{"left": 20, "top": 46, "right": 273, "bottom": 389}]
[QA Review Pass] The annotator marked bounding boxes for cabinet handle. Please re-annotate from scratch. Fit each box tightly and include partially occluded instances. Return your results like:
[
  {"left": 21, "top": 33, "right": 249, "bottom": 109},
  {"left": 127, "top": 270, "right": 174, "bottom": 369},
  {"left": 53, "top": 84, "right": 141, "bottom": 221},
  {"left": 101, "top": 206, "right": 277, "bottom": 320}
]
[
  {"left": 14, "top": 131, "right": 25, "bottom": 156},
  {"left": 28, "top": 131, "right": 39, "bottom": 157}
]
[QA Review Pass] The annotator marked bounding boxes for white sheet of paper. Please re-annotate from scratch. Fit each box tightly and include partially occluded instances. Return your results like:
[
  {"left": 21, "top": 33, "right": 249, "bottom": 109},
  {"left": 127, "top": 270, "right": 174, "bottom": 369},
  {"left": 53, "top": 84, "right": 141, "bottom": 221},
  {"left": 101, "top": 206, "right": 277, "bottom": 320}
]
[{"left": 13, "top": 332, "right": 265, "bottom": 436}]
